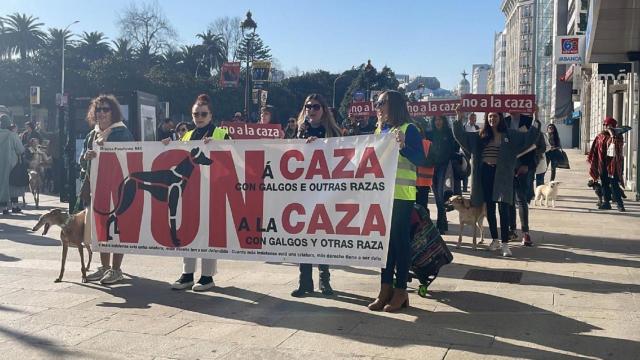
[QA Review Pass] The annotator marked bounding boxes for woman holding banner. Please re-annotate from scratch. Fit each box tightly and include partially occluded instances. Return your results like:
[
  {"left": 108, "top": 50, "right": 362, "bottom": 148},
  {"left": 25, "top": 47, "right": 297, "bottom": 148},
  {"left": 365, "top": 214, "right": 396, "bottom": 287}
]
[
  {"left": 453, "top": 109, "right": 540, "bottom": 257},
  {"left": 84, "top": 94, "right": 134, "bottom": 284},
  {"left": 291, "top": 94, "right": 342, "bottom": 297},
  {"left": 368, "top": 90, "right": 426, "bottom": 313},
  {"left": 162, "top": 94, "right": 230, "bottom": 291}
]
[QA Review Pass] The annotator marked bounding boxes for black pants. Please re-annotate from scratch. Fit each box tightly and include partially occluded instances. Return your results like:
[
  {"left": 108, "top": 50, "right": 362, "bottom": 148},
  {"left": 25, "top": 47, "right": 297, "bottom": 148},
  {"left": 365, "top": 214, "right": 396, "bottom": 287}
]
[
  {"left": 481, "top": 163, "right": 510, "bottom": 243},
  {"left": 546, "top": 158, "right": 557, "bottom": 181},
  {"left": 601, "top": 167, "right": 624, "bottom": 207},
  {"left": 299, "top": 264, "right": 330, "bottom": 282},
  {"left": 416, "top": 186, "right": 430, "bottom": 208},
  {"left": 535, "top": 173, "right": 545, "bottom": 187},
  {"left": 381, "top": 199, "right": 413, "bottom": 289},
  {"left": 462, "top": 176, "right": 469, "bottom": 192},
  {"left": 509, "top": 171, "right": 531, "bottom": 233},
  {"left": 432, "top": 162, "right": 448, "bottom": 224}
]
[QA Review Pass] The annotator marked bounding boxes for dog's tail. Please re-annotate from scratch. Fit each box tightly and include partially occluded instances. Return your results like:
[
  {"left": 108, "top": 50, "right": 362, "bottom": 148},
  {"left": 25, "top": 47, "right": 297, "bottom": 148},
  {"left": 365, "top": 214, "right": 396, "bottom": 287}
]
[{"left": 92, "top": 178, "right": 127, "bottom": 216}]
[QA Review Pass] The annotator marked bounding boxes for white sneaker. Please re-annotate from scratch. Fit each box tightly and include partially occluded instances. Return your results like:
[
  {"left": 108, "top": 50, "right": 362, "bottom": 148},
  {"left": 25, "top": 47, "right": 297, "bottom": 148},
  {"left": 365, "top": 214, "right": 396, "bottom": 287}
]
[
  {"left": 100, "top": 268, "right": 124, "bottom": 284},
  {"left": 86, "top": 266, "right": 110, "bottom": 282},
  {"left": 192, "top": 276, "right": 215, "bottom": 291},
  {"left": 488, "top": 239, "right": 501, "bottom": 251},
  {"left": 501, "top": 243, "right": 513, "bottom": 257}
]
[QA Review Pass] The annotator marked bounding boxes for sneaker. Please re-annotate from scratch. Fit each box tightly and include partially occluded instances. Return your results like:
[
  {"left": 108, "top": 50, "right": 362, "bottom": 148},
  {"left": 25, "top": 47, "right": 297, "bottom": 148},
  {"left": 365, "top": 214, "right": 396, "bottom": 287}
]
[
  {"left": 488, "top": 239, "right": 501, "bottom": 251},
  {"left": 509, "top": 230, "right": 519, "bottom": 242},
  {"left": 192, "top": 276, "right": 215, "bottom": 291},
  {"left": 617, "top": 205, "right": 626, "bottom": 212},
  {"left": 501, "top": 243, "right": 513, "bottom": 257},
  {"left": 11, "top": 207, "right": 21, "bottom": 213},
  {"left": 1, "top": 209, "right": 9, "bottom": 215},
  {"left": 86, "top": 266, "right": 110, "bottom": 282},
  {"left": 171, "top": 273, "right": 195, "bottom": 290},
  {"left": 100, "top": 268, "right": 124, "bottom": 284},
  {"left": 522, "top": 233, "right": 533, "bottom": 247}
]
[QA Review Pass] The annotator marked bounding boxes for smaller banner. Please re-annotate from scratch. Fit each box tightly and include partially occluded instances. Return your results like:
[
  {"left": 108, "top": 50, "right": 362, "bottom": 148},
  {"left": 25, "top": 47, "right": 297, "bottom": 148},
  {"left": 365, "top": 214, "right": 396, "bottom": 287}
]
[
  {"left": 555, "top": 35, "right": 585, "bottom": 64},
  {"left": 460, "top": 94, "right": 535, "bottom": 113},
  {"left": 252, "top": 61, "right": 271, "bottom": 88},
  {"left": 30, "top": 86, "right": 40, "bottom": 105},
  {"left": 220, "top": 62, "right": 241, "bottom": 88},
  {"left": 220, "top": 121, "right": 283, "bottom": 139},
  {"left": 349, "top": 101, "right": 375, "bottom": 117},
  {"left": 407, "top": 99, "right": 460, "bottom": 117}
]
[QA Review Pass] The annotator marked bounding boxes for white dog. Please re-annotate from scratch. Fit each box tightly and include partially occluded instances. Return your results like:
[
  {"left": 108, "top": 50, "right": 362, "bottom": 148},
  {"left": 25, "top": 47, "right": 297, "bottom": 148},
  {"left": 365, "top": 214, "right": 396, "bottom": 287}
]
[
  {"left": 534, "top": 181, "right": 561, "bottom": 208},
  {"left": 446, "top": 195, "right": 485, "bottom": 250}
]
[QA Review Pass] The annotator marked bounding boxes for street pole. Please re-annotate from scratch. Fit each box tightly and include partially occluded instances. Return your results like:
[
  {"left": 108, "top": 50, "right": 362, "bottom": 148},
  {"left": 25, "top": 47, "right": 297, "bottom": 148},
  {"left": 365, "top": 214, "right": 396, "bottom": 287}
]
[
  {"left": 332, "top": 74, "right": 346, "bottom": 108},
  {"left": 240, "top": 11, "right": 257, "bottom": 122},
  {"left": 58, "top": 20, "right": 78, "bottom": 207}
]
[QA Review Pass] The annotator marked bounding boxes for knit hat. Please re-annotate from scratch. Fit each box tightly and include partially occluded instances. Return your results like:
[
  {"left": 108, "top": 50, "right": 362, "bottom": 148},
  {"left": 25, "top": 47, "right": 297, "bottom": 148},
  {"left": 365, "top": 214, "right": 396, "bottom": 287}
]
[{"left": 603, "top": 117, "right": 617, "bottom": 127}]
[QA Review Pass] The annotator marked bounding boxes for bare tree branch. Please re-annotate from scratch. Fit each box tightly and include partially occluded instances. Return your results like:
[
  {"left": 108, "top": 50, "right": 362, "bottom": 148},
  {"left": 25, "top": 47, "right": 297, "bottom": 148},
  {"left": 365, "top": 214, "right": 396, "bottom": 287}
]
[{"left": 116, "top": 0, "right": 177, "bottom": 56}]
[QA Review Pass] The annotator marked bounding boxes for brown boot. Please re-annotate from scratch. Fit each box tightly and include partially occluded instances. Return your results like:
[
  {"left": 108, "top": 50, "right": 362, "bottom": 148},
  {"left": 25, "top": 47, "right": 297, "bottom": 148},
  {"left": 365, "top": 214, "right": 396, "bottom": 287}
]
[
  {"left": 383, "top": 288, "right": 409, "bottom": 312},
  {"left": 368, "top": 283, "right": 393, "bottom": 311}
]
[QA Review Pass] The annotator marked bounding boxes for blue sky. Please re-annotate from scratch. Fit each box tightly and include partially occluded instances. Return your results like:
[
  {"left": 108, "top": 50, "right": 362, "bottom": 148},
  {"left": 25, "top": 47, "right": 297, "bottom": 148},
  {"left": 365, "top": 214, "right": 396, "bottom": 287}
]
[{"left": 2, "top": 0, "right": 504, "bottom": 90}]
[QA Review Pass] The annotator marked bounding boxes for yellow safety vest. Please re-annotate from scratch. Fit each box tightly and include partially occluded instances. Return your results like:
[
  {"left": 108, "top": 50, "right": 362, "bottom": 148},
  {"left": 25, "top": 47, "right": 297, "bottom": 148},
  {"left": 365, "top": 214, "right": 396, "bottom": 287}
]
[
  {"left": 181, "top": 126, "right": 228, "bottom": 141},
  {"left": 376, "top": 122, "right": 417, "bottom": 201}
]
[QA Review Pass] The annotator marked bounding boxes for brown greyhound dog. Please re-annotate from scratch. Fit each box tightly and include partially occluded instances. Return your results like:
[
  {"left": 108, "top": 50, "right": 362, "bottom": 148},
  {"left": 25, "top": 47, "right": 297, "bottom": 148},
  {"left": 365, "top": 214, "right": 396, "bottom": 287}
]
[{"left": 32, "top": 209, "right": 92, "bottom": 283}]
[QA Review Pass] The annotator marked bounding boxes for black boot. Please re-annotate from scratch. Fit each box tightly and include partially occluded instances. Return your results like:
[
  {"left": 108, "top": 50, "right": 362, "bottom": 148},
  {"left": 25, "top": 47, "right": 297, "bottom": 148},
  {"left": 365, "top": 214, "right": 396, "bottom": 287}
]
[
  {"left": 291, "top": 264, "right": 314, "bottom": 297},
  {"left": 318, "top": 265, "right": 333, "bottom": 296},
  {"left": 170, "top": 218, "right": 180, "bottom": 247}
]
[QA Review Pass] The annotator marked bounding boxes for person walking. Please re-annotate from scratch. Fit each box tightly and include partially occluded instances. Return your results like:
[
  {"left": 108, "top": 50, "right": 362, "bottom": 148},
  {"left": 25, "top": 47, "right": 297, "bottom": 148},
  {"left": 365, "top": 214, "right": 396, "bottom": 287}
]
[
  {"left": 588, "top": 117, "right": 626, "bottom": 212},
  {"left": 453, "top": 110, "right": 540, "bottom": 257},
  {"left": 162, "top": 94, "right": 230, "bottom": 291},
  {"left": 368, "top": 90, "right": 426, "bottom": 312},
  {"left": 545, "top": 124, "right": 561, "bottom": 182},
  {"left": 291, "top": 94, "right": 342, "bottom": 298},
  {"left": 425, "top": 116, "right": 457, "bottom": 233},
  {"left": 1, "top": 116, "right": 25, "bottom": 215},
  {"left": 83, "top": 95, "right": 135, "bottom": 284},
  {"left": 156, "top": 118, "right": 175, "bottom": 141}
]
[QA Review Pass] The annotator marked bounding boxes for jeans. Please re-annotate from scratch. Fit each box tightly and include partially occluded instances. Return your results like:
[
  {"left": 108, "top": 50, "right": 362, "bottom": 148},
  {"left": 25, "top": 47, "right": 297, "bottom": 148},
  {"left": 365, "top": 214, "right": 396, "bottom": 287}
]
[
  {"left": 432, "top": 162, "right": 449, "bottom": 223},
  {"left": 546, "top": 158, "right": 558, "bottom": 181},
  {"left": 509, "top": 171, "right": 531, "bottom": 233},
  {"left": 481, "top": 163, "right": 510, "bottom": 243},
  {"left": 601, "top": 167, "right": 624, "bottom": 207},
  {"left": 462, "top": 176, "right": 469, "bottom": 192},
  {"left": 381, "top": 199, "right": 413, "bottom": 289},
  {"left": 535, "top": 172, "right": 545, "bottom": 187},
  {"left": 416, "top": 186, "right": 430, "bottom": 208},
  {"left": 299, "top": 264, "right": 330, "bottom": 282}
]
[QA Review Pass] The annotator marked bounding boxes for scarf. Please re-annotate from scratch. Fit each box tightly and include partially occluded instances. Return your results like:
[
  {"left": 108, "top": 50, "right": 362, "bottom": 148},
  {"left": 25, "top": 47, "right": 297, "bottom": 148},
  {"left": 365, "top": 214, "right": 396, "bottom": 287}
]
[{"left": 94, "top": 121, "right": 126, "bottom": 145}]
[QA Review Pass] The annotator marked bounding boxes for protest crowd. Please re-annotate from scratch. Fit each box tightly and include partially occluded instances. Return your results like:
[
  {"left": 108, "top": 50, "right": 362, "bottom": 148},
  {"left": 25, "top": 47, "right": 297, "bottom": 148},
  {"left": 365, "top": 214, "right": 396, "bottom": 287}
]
[{"left": 0, "top": 86, "right": 628, "bottom": 315}]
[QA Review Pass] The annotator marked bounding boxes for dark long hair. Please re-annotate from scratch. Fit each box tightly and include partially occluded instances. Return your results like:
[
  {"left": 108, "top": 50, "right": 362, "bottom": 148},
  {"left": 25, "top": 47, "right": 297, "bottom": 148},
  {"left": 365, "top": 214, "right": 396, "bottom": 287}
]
[
  {"left": 479, "top": 112, "right": 507, "bottom": 144},
  {"left": 547, "top": 123, "right": 561, "bottom": 147},
  {"left": 87, "top": 94, "right": 126, "bottom": 126},
  {"left": 383, "top": 90, "right": 411, "bottom": 128}
]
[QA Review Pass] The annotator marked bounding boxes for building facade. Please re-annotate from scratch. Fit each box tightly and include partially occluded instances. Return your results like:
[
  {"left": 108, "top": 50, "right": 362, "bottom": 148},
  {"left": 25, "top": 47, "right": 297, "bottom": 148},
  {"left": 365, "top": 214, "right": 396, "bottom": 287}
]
[
  {"left": 492, "top": 31, "right": 507, "bottom": 94},
  {"left": 535, "top": 0, "right": 554, "bottom": 123},
  {"left": 501, "top": 0, "right": 536, "bottom": 94},
  {"left": 472, "top": 64, "right": 492, "bottom": 94}
]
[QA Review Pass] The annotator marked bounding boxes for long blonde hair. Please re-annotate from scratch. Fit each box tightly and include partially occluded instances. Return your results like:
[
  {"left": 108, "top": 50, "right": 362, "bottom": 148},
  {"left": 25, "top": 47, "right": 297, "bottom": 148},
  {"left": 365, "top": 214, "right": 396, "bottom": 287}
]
[{"left": 296, "top": 94, "right": 342, "bottom": 138}]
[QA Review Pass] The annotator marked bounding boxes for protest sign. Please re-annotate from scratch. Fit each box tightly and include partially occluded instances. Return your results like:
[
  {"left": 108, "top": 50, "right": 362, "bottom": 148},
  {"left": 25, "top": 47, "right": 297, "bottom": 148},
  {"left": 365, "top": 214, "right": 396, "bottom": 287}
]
[
  {"left": 407, "top": 99, "right": 460, "bottom": 117},
  {"left": 220, "top": 121, "right": 283, "bottom": 139},
  {"left": 460, "top": 94, "right": 535, "bottom": 113},
  {"left": 90, "top": 135, "right": 399, "bottom": 267},
  {"left": 348, "top": 101, "right": 375, "bottom": 117},
  {"left": 220, "top": 62, "right": 241, "bottom": 88}
]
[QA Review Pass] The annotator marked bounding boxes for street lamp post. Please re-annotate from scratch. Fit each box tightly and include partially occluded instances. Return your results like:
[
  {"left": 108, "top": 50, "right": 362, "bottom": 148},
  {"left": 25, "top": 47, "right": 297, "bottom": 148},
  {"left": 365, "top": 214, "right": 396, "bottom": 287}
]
[
  {"left": 332, "top": 74, "right": 346, "bottom": 108},
  {"left": 58, "top": 20, "right": 78, "bottom": 206},
  {"left": 241, "top": 11, "right": 257, "bottom": 122}
]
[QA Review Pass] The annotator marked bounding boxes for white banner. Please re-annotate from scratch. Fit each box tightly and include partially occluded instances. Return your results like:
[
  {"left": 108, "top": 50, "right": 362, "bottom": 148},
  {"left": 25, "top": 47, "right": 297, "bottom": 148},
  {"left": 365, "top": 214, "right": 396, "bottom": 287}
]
[
  {"left": 89, "top": 135, "right": 399, "bottom": 267},
  {"left": 554, "top": 35, "right": 585, "bottom": 64}
]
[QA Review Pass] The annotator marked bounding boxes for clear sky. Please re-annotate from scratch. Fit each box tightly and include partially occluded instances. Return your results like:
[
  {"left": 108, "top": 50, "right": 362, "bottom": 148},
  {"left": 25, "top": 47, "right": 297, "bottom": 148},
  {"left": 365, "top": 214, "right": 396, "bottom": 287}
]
[{"left": 2, "top": 0, "right": 504, "bottom": 90}]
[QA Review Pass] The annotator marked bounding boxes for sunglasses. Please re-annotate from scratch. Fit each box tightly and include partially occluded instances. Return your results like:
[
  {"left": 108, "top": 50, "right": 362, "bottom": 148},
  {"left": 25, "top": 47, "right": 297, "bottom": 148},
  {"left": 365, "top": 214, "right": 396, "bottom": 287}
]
[
  {"left": 304, "top": 104, "right": 322, "bottom": 111},
  {"left": 192, "top": 111, "right": 209, "bottom": 118},
  {"left": 288, "top": 120, "right": 296, "bottom": 123},
  {"left": 95, "top": 107, "right": 111, "bottom": 113},
  {"left": 374, "top": 99, "right": 387, "bottom": 109}
]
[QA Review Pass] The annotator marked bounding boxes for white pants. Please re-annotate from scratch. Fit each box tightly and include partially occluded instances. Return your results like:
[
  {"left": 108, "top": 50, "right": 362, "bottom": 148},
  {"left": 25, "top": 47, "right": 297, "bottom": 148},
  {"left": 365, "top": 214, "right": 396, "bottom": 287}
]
[{"left": 183, "top": 258, "right": 217, "bottom": 277}]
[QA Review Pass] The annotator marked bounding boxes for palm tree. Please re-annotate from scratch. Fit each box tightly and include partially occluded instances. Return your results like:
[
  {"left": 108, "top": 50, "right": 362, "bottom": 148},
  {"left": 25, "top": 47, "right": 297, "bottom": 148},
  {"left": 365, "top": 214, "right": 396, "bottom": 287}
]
[
  {"left": 196, "top": 30, "right": 226, "bottom": 74},
  {"left": 2, "top": 13, "right": 46, "bottom": 60},
  {"left": 0, "top": 17, "right": 9, "bottom": 59},
  {"left": 162, "top": 49, "right": 184, "bottom": 70},
  {"left": 112, "top": 38, "right": 133, "bottom": 60},
  {"left": 46, "top": 27, "right": 74, "bottom": 51},
  {"left": 181, "top": 45, "right": 203, "bottom": 77},
  {"left": 78, "top": 31, "right": 111, "bottom": 62}
]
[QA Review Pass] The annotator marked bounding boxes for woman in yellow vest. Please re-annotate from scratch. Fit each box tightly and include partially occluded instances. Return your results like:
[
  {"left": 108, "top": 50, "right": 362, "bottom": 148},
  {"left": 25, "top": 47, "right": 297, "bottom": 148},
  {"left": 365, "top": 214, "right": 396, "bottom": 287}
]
[
  {"left": 161, "top": 94, "right": 229, "bottom": 291},
  {"left": 368, "top": 90, "right": 427, "bottom": 312}
]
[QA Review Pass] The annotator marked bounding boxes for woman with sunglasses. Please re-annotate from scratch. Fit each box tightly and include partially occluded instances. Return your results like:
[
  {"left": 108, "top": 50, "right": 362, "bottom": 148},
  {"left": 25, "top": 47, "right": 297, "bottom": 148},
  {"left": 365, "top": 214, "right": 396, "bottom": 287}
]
[
  {"left": 453, "top": 109, "right": 540, "bottom": 257},
  {"left": 173, "top": 121, "right": 192, "bottom": 140},
  {"left": 83, "top": 94, "right": 134, "bottom": 285},
  {"left": 367, "top": 90, "right": 426, "bottom": 313},
  {"left": 291, "top": 94, "right": 342, "bottom": 298},
  {"left": 163, "top": 94, "right": 230, "bottom": 291}
]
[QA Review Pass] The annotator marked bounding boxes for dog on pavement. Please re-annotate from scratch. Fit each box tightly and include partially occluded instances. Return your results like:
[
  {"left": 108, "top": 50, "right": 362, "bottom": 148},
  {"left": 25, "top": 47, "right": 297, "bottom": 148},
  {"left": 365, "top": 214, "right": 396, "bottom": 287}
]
[
  {"left": 534, "top": 181, "right": 561, "bottom": 208},
  {"left": 93, "top": 147, "right": 213, "bottom": 247},
  {"left": 446, "top": 195, "right": 485, "bottom": 250},
  {"left": 28, "top": 170, "right": 41, "bottom": 209},
  {"left": 32, "top": 209, "right": 92, "bottom": 283}
]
